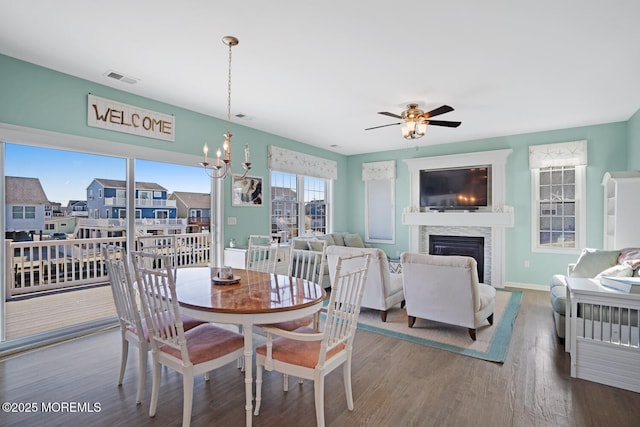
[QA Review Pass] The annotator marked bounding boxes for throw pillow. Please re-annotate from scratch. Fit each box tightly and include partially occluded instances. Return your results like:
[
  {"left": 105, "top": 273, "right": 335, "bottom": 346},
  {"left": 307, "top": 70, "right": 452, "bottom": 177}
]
[
  {"left": 292, "top": 239, "right": 311, "bottom": 250},
  {"left": 594, "top": 263, "right": 634, "bottom": 279},
  {"left": 307, "top": 240, "right": 326, "bottom": 252},
  {"left": 618, "top": 248, "right": 640, "bottom": 269},
  {"left": 344, "top": 233, "right": 365, "bottom": 248},
  {"left": 331, "top": 233, "right": 345, "bottom": 246},
  {"left": 570, "top": 248, "right": 620, "bottom": 278},
  {"left": 316, "top": 234, "right": 336, "bottom": 247}
]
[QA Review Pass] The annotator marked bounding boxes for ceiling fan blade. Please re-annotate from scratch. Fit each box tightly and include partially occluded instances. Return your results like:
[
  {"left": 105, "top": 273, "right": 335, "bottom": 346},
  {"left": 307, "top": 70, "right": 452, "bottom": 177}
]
[
  {"left": 364, "top": 122, "right": 402, "bottom": 131},
  {"left": 426, "top": 119, "right": 462, "bottom": 128},
  {"left": 423, "top": 105, "right": 454, "bottom": 118},
  {"left": 378, "top": 111, "right": 403, "bottom": 119}
]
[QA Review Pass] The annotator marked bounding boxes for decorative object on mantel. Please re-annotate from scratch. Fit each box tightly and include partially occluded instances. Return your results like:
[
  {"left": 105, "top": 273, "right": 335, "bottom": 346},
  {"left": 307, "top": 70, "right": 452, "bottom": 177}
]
[
  {"left": 200, "top": 36, "right": 251, "bottom": 180},
  {"left": 365, "top": 103, "right": 461, "bottom": 140}
]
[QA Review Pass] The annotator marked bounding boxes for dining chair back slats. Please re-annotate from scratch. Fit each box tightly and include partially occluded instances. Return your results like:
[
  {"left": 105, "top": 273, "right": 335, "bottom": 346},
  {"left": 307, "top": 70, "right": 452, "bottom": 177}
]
[
  {"left": 254, "top": 252, "right": 371, "bottom": 427},
  {"left": 131, "top": 251, "right": 189, "bottom": 362},
  {"left": 247, "top": 235, "right": 279, "bottom": 274},
  {"left": 289, "top": 238, "right": 327, "bottom": 288},
  {"left": 102, "top": 243, "right": 148, "bottom": 405},
  {"left": 130, "top": 250, "right": 244, "bottom": 427}
]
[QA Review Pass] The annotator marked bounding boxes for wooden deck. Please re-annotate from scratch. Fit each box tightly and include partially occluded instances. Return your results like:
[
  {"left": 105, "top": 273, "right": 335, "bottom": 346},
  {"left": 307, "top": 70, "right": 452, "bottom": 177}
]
[{"left": 5, "top": 285, "right": 116, "bottom": 340}]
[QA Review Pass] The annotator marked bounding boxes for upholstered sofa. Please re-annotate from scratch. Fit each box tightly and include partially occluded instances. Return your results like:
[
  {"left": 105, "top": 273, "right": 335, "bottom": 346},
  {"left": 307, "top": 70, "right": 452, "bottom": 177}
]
[
  {"left": 291, "top": 232, "right": 369, "bottom": 289},
  {"left": 326, "top": 246, "right": 405, "bottom": 321},
  {"left": 549, "top": 247, "right": 640, "bottom": 339}
]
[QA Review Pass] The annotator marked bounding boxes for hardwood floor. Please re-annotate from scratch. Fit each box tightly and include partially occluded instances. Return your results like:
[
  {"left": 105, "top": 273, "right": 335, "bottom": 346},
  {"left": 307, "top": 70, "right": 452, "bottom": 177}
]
[{"left": 1, "top": 289, "right": 639, "bottom": 427}]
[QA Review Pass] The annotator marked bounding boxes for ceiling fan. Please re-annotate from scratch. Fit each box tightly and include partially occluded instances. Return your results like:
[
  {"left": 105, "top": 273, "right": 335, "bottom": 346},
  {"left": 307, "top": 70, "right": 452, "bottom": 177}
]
[{"left": 365, "top": 103, "right": 461, "bottom": 140}]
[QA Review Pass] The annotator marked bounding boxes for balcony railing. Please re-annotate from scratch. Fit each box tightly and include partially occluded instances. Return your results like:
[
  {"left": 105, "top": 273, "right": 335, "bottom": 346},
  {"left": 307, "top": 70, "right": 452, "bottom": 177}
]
[
  {"left": 77, "top": 218, "right": 188, "bottom": 229},
  {"left": 5, "top": 232, "right": 211, "bottom": 298},
  {"left": 188, "top": 216, "right": 211, "bottom": 225},
  {"left": 103, "top": 197, "right": 177, "bottom": 208}
]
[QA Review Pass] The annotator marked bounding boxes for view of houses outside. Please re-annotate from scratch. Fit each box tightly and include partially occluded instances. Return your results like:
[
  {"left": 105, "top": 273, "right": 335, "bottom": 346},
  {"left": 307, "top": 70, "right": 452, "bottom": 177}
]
[{"left": 3, "top": 143, "right": 212, "bottom": 342}]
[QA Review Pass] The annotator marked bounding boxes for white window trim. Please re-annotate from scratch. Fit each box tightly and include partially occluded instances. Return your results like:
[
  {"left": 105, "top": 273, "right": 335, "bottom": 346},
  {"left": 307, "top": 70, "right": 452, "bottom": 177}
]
[
  {"left": 269, "top": 170, "right": 333, "bottom": 239},
  {"left": 530, "top": 164, "right": 586, "bottom": 254}
]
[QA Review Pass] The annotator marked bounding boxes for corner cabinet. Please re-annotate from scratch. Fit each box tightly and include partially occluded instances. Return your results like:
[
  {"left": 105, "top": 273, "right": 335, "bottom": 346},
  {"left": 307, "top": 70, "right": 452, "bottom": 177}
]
[{"left": 602, "top": 171, "right": 640, "bottom": 250}]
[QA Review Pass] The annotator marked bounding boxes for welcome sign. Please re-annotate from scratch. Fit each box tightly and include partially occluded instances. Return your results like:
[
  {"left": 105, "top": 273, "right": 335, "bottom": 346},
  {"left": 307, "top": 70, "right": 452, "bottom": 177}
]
[{"left": 87, "top": 94, "right": 175, "bottom": 141}]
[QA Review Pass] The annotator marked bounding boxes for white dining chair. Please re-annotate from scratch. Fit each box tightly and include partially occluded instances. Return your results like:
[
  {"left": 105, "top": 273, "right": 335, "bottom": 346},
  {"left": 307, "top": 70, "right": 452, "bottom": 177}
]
[
  {"left": 102, "top": 244, "right": 204, "bottom": 405},
  {"left": 246, "top": 234, "right": 279, "bottom": 273},
  {"left": 130, "top": 250, "right": 244, "bottom": 427},
  {"left": 254, "top": 252, "right": 371, "bottom": 427},
  {"left": 102, "top": 243, "right": 148, "bottom": 405},
  {"left": 257, "top": 238, "right": 328, "bottom": 387}
]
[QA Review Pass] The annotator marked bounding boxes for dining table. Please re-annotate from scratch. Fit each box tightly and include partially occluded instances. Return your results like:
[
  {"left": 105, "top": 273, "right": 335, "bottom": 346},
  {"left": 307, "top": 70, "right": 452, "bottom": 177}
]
[{"left": 174, "top": 266, "right": 326, "bottom": 426}]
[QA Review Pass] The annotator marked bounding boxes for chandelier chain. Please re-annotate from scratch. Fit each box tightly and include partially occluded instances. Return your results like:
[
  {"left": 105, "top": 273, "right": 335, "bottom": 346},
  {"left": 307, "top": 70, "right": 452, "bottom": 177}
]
[{"left": 226, "top": 41, "right": 232, "bottom": 135}]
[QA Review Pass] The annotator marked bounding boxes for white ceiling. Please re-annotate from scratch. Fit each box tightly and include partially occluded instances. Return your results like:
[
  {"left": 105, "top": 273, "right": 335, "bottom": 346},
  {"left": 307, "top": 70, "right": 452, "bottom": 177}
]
[{"left": 1, "top": 1, "right": 639, "bottom": 156}]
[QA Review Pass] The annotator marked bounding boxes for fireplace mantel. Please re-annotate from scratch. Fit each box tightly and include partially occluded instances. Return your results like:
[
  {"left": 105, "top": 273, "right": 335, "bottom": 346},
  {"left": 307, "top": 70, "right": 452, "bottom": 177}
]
[{"left": 402, "top": 211, "right": 513, "bottom": 227}]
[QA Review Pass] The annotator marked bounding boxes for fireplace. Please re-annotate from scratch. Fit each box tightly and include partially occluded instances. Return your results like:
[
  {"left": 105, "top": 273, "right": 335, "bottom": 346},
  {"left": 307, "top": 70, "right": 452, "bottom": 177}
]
[
  {"left": 429, "top": 235, "right": 485, "bottom": 282},
  {"left": 403, "top": 149, "right": 513, "bottom": 287}
]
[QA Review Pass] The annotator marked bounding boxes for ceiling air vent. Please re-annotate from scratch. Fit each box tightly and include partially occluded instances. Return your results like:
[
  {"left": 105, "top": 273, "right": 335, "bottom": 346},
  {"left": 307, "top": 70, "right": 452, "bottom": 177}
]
[{"left": 104, "top": 70, "right": 138, "bottom": 85}]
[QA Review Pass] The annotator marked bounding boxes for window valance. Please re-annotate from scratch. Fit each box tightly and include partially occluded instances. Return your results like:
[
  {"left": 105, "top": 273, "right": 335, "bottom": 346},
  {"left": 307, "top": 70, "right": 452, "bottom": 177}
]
[
  {"left": 268, "top": 145, "right": 337, "bottom": 180},
  {"left": 362, "top": 160, "right": 396, "bottom": 181},
  {"left": 528, "top": 140, "right": 587, "bottom": 169}
]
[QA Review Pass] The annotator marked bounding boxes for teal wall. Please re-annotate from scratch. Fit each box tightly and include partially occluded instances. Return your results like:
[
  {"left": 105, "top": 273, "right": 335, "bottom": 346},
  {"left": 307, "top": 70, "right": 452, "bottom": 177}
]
[
  {"left": 0, "top": 54, "right": 348, "bottom": 247},
  {"left": 1, "top": 54, "right": 637, "bottom": 287},
  {"left": 348, "top": 122, "right": 629, "bottom": 287},
  {"left": 628, "top": 108, "right": 640, "bottom": 170}
]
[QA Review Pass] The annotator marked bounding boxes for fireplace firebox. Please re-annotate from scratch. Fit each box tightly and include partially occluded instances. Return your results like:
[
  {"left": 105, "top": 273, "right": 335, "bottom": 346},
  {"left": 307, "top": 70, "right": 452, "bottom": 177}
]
[{"left": 428, "top": 235, "right": 484, "bottom": 282}]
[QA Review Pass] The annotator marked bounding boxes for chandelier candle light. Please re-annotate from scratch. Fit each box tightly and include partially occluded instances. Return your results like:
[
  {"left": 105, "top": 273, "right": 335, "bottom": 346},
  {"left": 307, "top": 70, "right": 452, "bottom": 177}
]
[{"left": 200, "top": 36, "right": 251, "bottom": 179}]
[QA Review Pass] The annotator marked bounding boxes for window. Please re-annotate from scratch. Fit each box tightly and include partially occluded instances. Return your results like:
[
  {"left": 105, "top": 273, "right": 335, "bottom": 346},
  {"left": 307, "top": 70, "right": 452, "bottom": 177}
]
[
  {"left": 270, "top": 171, "right": 330, "bottom": 241},
  {"left": 529, "top": 140, "right": 586, "bottom": 253},
  {"left": 12, "top": 206, "right": 22, "bottom": 219},
  {"left": 11, "top": 206, "right": 35, "bottom": 219},
  {"left": 138, "top": 190, "right": 152, "bottom": 200},
  {"left": 268, "top": 146, "right": 337, "bottom": 242},
  {"left": 25, "top": 206, "right": 35, "bottom": 219}
]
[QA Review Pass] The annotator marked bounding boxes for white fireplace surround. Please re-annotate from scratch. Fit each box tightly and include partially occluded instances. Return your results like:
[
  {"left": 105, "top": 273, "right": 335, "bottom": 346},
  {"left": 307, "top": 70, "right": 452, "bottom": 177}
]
[{"left": 403, "top": 149, "right": 513, "bottom": 287}]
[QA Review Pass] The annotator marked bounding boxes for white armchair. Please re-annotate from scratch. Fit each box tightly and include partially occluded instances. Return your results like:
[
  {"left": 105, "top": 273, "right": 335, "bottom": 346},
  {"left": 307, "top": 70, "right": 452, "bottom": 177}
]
[
  {"left": 327, "top": 246, "right": 405, "bottom": 322},
  {"left": 400, "top": 252, "right": 496, "bottom": 340}
]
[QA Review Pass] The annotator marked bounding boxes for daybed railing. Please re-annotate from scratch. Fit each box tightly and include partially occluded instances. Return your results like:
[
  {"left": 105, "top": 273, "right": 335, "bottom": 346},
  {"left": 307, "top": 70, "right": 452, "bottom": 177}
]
[{"left": 570, "top": 291, "right": 640, "bottom": 393}]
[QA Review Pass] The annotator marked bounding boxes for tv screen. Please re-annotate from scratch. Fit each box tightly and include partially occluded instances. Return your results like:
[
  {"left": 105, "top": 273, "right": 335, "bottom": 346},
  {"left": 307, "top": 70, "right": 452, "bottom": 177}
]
[{"left": 419, "top": 166, "right": 490, "bottom": 208}]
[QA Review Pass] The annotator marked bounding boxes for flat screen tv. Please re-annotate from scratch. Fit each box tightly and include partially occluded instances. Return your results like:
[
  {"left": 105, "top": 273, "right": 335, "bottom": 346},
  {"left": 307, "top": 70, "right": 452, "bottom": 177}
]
[{"left": 419, "top": 166, "right": 490, "bottom": 209}]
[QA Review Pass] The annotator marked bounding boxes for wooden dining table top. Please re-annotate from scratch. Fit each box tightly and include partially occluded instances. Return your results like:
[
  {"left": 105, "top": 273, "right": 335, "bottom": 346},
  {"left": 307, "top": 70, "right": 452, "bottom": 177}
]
[{"left": 175, "top": 267, "right": 326, "bottom": 314}]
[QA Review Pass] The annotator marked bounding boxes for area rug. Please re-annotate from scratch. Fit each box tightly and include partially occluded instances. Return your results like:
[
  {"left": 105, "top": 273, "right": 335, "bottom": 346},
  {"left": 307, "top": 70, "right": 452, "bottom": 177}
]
[{"left": 355, "top": 289, "right": 522, "bottom": 363}]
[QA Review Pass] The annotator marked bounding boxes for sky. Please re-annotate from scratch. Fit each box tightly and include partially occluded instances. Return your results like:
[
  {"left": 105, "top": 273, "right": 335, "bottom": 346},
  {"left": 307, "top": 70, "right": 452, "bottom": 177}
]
[{"left": 5, "top": 143, "right": 211, "bottom": 205}]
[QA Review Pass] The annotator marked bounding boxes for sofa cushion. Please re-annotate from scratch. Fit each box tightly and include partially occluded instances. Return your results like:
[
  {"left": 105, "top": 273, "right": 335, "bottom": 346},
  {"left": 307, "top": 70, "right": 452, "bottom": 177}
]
[
  {"left": 307, "top": 239, "right": 326, "bottom": 252},
  {"left": 316, "top": 234, "right": 336, "bottom": 247},
  {"left": 570, "top": 248, "right": 620, "bottom": 278},
  {"left": 549, "top": 274, "right": 568, "bottom": 315},
  {"left": 344, "top": 233, "right": 364, "bottom": 248},
  {"left": 292, "top": 238, "right": 311, "bottom": 250},
  {"left": 331, "top": 233, "right": 345, "bottom": 246}
]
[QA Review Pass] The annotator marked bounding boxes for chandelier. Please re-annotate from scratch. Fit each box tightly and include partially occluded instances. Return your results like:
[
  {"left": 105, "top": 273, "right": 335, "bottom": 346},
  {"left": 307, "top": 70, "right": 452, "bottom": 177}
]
[{"left": 200, "top": 36, "right": 251, "bottom": 179}]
